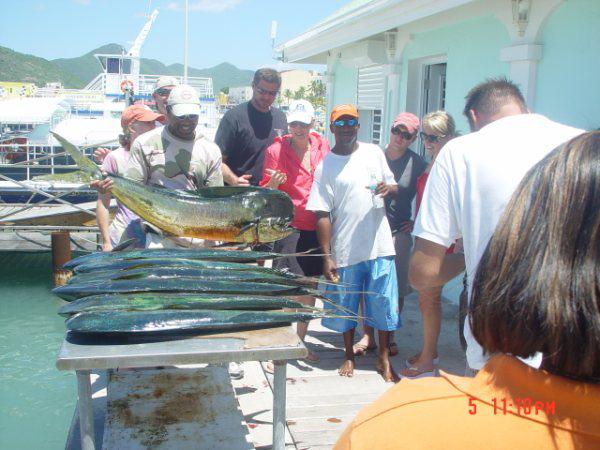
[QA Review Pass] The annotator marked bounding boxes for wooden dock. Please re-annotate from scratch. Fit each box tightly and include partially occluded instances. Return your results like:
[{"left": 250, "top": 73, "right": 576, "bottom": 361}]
[{"left": 233, "top": 293, "right": 466, "bottom": 449}]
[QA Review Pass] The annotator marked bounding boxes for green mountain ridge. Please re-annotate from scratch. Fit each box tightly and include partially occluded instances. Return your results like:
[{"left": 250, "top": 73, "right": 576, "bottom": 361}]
[
  {"left": 0, "top": 46, "right": 84, "bottom": 88},
  {"left": 1, "top": 44, "right": 254, "bottom": 94}
]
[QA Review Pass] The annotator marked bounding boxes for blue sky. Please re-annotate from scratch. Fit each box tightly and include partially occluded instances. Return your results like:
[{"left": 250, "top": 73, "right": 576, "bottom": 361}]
[{"left": 1, "top": 0, "right": 348, "bottom": 70}]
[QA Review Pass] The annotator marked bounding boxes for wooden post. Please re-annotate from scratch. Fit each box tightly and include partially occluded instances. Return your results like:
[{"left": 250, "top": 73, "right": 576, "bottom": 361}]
[{"left": 52, "top": 231, "right": 71, "bottom": 286}]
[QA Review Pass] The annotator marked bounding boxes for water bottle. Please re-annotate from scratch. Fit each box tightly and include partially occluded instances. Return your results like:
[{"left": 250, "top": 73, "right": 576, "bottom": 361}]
[{"left": 368, "top": 172, "right": 384, "bottom": 208}]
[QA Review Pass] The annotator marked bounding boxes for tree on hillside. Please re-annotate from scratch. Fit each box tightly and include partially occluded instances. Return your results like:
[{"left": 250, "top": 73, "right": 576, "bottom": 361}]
[{"left": 220, "top": 87, "right": 229, "bottom": 94}]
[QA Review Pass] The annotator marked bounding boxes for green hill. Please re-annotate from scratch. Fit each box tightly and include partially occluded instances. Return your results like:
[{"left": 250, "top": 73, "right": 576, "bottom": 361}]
[
  {"left": 2, "top": 43, "right": 254, "bottom": 94},
  {"left": 53, "top": 43, "right": 254, "bottom": 93},
  {"left": 0, "top": 46, "right": 83, "bottom": 88}
]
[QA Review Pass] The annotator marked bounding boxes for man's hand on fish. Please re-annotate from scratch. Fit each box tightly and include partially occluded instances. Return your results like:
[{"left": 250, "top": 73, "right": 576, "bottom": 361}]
[
  {"left": 90, "top": 175, "right": 113, "bottom": 194},
  {"left": 265, "top": 169, "right": 287, "bottom": 188}
]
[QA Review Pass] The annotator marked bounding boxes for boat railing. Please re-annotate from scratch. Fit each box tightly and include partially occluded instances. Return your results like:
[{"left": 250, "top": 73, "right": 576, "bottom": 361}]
[{"left": 83, "top": 73, "right": 214, "bottom": 98}]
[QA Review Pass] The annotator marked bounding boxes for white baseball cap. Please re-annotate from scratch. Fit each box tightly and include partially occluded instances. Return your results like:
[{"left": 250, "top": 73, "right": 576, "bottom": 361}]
[
  {"left": 287, "top": 100, "right": 314, "bottom": 125},
  {"left": 167, "top": 84, "right": 201, "bottom": 117},
  {"left": 155, "top": 76, "right": 179, "bottom": 91}
]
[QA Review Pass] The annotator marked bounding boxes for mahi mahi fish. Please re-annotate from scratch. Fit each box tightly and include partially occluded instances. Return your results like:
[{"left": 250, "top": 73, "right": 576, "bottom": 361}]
[
  {"left": 58, "top": 293, "right": 311, "bottom": 316},
  {"left": 66, "top": 309, "right": 326, "bottom": 335},
  {"left": 51, "top": 132, "right": 294, "bottom": 244}
]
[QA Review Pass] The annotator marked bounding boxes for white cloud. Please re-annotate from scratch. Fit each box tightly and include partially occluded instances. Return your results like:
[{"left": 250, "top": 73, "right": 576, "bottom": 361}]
[{"left": 166, "top": 0, "right": 243, "bottom": 13}]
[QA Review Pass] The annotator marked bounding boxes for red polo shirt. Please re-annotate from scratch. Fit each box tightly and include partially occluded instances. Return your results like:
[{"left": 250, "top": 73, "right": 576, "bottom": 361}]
[{"left": 260, "top": 132, "right": 330, "bottom": 231}]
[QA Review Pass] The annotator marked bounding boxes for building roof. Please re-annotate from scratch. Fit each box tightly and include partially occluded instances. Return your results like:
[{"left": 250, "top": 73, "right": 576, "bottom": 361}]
[
  {"left": 277, "top": 0, "right": 476, "bottom": 63},
  {"left": 0, "top": 98, "right": 70, "bottom": 124}
]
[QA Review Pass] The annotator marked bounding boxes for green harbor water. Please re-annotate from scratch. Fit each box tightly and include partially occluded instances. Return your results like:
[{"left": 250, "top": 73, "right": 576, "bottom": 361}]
[{"left": 0, "top": 252, "right": 77, "bottom": 449}]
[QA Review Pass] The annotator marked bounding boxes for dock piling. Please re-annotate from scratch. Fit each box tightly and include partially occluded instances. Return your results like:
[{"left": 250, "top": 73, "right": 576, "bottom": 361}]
[{"left": 52, "top": 231, "right": 72, "bottom": 286}]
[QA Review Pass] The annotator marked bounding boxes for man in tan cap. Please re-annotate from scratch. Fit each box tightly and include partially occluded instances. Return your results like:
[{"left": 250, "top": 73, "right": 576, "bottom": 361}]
[
  {"left": 153, "top": 76, "right": 179, "bottom": 118},
  {"left": 306, "top": 104, "right": 401, "bottom": 382},
  {"left": 97, "top": 85, "right": 223, "bottom": 248}
]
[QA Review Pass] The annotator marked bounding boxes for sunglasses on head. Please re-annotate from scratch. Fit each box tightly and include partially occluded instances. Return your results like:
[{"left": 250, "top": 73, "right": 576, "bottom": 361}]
[
  {"left": 332, "top": 118, "right": 359, "bottom": 128},
  {"left": 255, "top": 86, "right": 279, "bottom": 97},
  {"left": 155, "top": 88, "right": 172, "bottom": 96},
  {"left": 419, "top": 131, "right": 444, "bottom": 143},
  {"left": 391, "top": 127, "right": 414, "bottom": 140}
]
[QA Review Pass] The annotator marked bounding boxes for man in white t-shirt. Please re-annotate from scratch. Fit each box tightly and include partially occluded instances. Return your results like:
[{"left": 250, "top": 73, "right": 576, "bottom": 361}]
[
  {"left": 410, "top": 77, "right": 584, "bottom": 372},
  {"left": 307, "top": 104, "right": 401, "bottom": 382}
]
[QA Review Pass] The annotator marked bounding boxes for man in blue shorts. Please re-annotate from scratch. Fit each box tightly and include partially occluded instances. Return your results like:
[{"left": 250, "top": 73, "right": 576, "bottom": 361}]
[{"left": 307, "top": 104, "right": 400, "bottom": 382}]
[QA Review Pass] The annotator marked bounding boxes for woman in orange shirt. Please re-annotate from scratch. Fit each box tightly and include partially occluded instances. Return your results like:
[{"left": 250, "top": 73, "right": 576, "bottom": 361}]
[{"left": 335, "top": 131, "right": 600, "bottom": 449}]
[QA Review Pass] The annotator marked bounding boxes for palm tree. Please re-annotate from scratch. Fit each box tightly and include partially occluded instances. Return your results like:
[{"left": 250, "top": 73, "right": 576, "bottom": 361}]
[
  {"left": 283, "top": 88, "right": 293, "bottom": 105},
  {"left": 294, "top": 86, "right": 307, "bottom": 100}
]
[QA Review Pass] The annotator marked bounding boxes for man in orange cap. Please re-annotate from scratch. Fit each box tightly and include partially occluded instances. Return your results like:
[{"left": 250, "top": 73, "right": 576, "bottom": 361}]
[
  {"left": 96, "top": 104, "right": 163, "bottom": 251},
  {"left": 307, "top": 104, "right": 401, "bottom": 382}
]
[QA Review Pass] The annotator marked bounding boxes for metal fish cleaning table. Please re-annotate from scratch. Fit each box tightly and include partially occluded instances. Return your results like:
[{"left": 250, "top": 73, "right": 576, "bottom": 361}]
[{"left": 57, "top": 326, "right": 307, "bottom": 450}]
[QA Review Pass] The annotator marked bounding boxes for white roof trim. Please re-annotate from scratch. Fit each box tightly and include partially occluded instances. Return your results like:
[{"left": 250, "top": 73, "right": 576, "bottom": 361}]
[{"left": 277, "top": 0, "right": 476, "bottom": 63}]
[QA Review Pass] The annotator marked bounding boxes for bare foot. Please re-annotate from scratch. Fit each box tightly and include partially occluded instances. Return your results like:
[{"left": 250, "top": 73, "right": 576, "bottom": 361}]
[
  {"left": 376, "top": 358, "right": 399, "bottom": 383},
  {"left": 353, "top": 334, "right": 375, "bottom": 356},
  {"left": 338, "top": 359, "right": 355, "bottom": 377}
]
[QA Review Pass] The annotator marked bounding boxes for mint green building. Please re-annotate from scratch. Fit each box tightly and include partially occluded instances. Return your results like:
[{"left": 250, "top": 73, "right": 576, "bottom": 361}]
[{"left": 278, "top": 0, "right": 599, "bottom": 145}]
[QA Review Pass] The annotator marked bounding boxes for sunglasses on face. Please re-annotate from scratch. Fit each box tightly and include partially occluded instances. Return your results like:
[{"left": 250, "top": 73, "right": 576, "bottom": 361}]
[
  {"left": 419, "top": 132, "right": 444, "bottom": 143},
  {"left": 255, "top": 86, "right": 279, "bottom": 97},
  {"left": 332, "top": 118, "right": 359, "bottom": 128},
  {"left": 155, "top": 88, "right": 172, "bottom": 97},
  {"left": 391, "top": 127, "right": 414, "bottom": 140}
]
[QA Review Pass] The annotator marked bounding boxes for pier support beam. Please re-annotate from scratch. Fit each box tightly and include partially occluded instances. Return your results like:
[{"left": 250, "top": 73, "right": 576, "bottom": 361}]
[{"left": 51, "top": 231, "right": 71, "bottom": 286}]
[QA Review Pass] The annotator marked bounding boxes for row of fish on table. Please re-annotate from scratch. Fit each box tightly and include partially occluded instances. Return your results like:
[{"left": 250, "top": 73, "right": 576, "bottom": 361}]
[
  {"left": 50, "top": 134, "right": 348, "bottom": 338},
  {"left": 54, "top": 248, "right": 348, "bottom": 337}
]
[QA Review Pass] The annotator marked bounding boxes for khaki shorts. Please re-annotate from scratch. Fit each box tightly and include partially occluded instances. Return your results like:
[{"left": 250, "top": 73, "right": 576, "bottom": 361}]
[{"left": 393, "top": 231, "right": 413, "bottom": 297}]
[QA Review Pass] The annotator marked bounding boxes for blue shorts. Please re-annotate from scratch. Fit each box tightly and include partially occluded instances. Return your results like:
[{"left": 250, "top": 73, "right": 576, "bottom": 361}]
[{"left": 321, "top": 256, "right": 400, "bottom": 333}]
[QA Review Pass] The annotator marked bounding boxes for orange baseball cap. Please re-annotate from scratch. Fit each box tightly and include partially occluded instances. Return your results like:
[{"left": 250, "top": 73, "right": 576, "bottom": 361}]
[
  {"left": 121, "top": 104, "right": 164, "bottom": 128},
  {"left": 330, "top": 104, "right": 359, "bottom": 123}
]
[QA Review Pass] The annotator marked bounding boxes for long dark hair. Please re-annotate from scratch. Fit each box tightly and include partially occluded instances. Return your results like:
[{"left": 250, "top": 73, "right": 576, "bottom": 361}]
[{"left": 469, "top": 131, "right": 600, "bottom": 383}]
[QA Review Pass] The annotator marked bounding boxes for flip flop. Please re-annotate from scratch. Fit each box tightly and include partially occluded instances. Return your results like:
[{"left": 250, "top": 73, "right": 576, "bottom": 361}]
[
  {"left": 405, "top": 354, "right": 439, "bottom": 367},
  {"left": 399, "top": 366, "right": 436, "bottom": 379},
  {"left": 353, "top": 342, "right": 377, "bottom": 356},
  {"left": 389, "top": 342, "right": 399, "bottom": 357}
]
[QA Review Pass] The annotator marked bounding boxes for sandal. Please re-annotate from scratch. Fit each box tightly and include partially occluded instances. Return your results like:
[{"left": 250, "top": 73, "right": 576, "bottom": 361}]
[
  {"left": 353, "top": 342, "right": 377, "bottom": 356},
  {"left": 405, "top": 353, "right": 439, "bottom": 367},
  {"left": 389, "top": 342, "right": 399, "bottom": 357},
  {"left": 399, "top": 366, "right": 436, "bottom": 379}
]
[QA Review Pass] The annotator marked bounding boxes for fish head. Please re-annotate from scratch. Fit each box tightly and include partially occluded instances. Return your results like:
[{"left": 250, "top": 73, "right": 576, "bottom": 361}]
[{"left": 257, "top": 216, "right": 295, "bottom": 243}]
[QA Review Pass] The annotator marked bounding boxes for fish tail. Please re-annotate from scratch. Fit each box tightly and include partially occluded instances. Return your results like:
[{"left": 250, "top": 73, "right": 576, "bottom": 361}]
[{"left": 51, "top": 132, "right": 102, "bottom": 181}]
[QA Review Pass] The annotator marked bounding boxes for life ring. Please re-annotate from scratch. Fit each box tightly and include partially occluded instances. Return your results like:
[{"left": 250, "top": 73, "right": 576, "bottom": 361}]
[{"left": 120, "top": 80, "right": 134, "bottom": 93}]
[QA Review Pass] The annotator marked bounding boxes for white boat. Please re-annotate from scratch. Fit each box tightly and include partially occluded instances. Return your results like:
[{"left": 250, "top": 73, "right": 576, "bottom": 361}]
[{"left": 0, "top": 8, "right": 219, "bottom": 207}]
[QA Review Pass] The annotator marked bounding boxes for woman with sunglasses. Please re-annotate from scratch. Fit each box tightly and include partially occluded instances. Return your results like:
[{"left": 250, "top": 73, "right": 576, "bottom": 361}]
[
  {"left": 335, "top": 131, "right": 600, "bottom": 449},
  {"left": 259, "top": 99, "right": 330, "bottom": 363},
  {"left": 400, "top": 110, "right": 458, "bottom": 378}
]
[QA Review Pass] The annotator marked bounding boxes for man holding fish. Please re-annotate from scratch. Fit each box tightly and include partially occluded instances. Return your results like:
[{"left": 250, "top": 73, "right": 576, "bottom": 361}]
[{"left": 95, "top": 84, "right": 224, "bottom": 249}]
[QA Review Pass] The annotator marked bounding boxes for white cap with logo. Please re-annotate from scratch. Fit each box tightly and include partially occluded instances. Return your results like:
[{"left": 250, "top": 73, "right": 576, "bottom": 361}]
[
  {"left": 287, "top": 100, "right": 314, "bottom": 125},
  {"left": 154, "top": 76, "right": 179, "bottom": 91},
  {"left": 167, "top": 85, "right": 201, "bottom": 117}
]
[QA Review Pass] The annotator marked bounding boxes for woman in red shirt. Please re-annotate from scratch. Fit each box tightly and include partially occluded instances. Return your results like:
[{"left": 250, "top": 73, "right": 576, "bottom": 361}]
[
  {"left": 260, "top": 100, "right": 330, "bottom": 362},
  {"left": 401, "top": 110, "right": 458, "bottom": 379}
]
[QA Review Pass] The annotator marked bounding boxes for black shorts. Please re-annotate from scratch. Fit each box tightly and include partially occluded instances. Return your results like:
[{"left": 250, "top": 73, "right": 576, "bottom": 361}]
[{"left": 272, "top": 230, "right": 322, "bottom": 277}]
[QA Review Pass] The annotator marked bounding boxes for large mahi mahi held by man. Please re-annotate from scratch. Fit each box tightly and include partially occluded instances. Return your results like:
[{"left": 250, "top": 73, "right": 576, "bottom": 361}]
[{"left": 52, "top": 132, "right": 294, "bottom": 243}]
